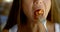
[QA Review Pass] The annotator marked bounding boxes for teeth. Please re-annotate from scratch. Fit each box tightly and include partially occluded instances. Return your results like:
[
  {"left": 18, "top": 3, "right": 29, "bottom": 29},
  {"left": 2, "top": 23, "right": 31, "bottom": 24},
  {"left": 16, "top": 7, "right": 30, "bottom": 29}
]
[{"left": 34, "top": 9, "right": 44, "bottom": 16}]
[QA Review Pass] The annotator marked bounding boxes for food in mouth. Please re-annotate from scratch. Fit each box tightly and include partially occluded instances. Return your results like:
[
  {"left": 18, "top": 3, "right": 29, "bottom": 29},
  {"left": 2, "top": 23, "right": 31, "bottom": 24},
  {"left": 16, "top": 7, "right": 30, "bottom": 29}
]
[{"left": 34, "top": 9, "right": 44, "bottom": 19}]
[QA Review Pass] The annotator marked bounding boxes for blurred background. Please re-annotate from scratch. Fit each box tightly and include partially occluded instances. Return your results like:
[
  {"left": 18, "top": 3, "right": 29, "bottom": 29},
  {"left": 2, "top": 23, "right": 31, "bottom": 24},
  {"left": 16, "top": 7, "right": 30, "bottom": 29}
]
[{"left": 0, "top": 0, "right": 18, "bottom": 32}]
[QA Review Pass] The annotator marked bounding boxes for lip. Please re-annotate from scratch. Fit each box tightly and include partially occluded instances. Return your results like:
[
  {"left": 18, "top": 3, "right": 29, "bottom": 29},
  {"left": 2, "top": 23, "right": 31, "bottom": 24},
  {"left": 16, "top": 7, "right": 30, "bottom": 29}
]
[{"left": 34, "top": 9, "right": 44, "bottom": 19}]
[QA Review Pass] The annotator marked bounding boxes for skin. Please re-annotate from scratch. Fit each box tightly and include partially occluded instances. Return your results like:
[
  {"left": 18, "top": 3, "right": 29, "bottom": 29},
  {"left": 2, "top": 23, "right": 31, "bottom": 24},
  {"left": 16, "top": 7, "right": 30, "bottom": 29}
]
[
  {"left": 22, "top": 0, "right": 51, "bottom": 22},
  {"left": 22, "top": 0, "right": 52, "bottom": 32}
]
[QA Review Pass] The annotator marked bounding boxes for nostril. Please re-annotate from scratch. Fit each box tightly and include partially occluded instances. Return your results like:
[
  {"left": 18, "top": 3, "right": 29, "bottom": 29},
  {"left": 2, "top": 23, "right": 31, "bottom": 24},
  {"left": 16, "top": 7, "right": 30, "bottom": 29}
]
[
  {"left": 36, "top": 1, "right": 38, "bottom": 4},
  {"left": 40, "top": 2, "right": 42, "bottom": 4},
  {"left": 33, "top": 0, "right": 37, "bottom": 3},
  {"left": 33, "top": 0, "right": 43, "bottom": 5},
  {"left": 33, "top": 1, "right": 38, "bottom": 5}
]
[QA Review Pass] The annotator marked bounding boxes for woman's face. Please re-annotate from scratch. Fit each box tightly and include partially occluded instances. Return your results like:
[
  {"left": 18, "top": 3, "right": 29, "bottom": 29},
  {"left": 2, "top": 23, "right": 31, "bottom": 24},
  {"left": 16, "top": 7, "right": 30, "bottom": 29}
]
[{"left": 22, "top": 0, "right": 51, "bottom": 21}]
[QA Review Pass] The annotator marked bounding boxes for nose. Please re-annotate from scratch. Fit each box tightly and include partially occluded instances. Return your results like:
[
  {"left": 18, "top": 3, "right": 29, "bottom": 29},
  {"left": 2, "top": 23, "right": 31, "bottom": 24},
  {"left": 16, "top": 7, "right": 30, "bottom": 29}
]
[{"left": 33, "top": 0, "right": 43, "bottom": 5}]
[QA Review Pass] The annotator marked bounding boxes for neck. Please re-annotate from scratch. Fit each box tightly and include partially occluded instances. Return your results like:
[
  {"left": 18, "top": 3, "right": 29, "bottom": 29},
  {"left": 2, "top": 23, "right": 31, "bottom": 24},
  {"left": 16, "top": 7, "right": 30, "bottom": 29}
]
[
  {"left": 27, "top": 19, "right": 38, "bottom": 32},
  {"left": 27, "top": 18, "right": 47, "bottom": 32}
]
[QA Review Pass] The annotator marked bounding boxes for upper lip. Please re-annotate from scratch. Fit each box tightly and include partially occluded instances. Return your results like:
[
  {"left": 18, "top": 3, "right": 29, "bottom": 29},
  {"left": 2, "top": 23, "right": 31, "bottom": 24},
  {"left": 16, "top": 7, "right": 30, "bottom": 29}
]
[
  {"left": 34, "top": 9, "right": 41, "bottom": 15},
  {"left": 33, "top": 8, "right": 40, "bottom": 11},
  {"left": 33, "top": 7, "right": 44, "bottom": 12}
]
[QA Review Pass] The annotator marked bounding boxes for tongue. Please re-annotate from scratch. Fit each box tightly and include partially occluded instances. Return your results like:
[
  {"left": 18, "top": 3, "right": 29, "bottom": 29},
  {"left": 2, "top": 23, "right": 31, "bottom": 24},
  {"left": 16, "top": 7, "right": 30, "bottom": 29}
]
[{"left": 34, "top": 9, "right": 44, "bottom": 16}]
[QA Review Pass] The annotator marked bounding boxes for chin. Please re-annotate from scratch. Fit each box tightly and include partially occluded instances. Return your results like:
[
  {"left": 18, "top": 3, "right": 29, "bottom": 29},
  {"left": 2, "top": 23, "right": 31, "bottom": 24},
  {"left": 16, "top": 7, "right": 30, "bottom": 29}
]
[{"left": 34, "top": 17, "right": 45, "bottom": 22}]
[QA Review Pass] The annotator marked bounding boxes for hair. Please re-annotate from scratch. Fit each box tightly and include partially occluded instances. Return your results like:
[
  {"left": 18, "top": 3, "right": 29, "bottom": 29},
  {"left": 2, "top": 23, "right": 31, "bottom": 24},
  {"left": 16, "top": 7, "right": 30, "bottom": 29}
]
[
  {"left": 20, "top": 6, "right": 28, "bottom": 25},
  {"left": 4, "top": 0, "right": 19, "bottom": 29},
  {"left": 51, "top": 0, "right": 60, "bottom": 23}
]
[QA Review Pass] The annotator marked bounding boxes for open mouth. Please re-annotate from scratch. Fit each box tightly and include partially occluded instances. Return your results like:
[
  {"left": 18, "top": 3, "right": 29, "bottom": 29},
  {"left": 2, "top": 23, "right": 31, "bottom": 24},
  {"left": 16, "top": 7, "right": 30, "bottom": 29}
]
[{"left": 34, "top": 9, "right": 44, "bottom": 19}]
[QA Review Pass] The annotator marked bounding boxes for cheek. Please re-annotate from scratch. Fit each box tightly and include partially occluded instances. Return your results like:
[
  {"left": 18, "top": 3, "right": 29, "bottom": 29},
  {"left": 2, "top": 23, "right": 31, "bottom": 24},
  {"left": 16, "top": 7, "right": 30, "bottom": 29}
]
[
  {"left": 44, "top": 0, "right": 51, "bottom": 11},
  {"left": 43, "top": 0, "right": 51, "bottom": 18},
  {"left": 23, "top": 3, "right": 33, "bottom": 17},
  {"left": 22, "top": 1, "right": 33, "bottom": 15}
]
